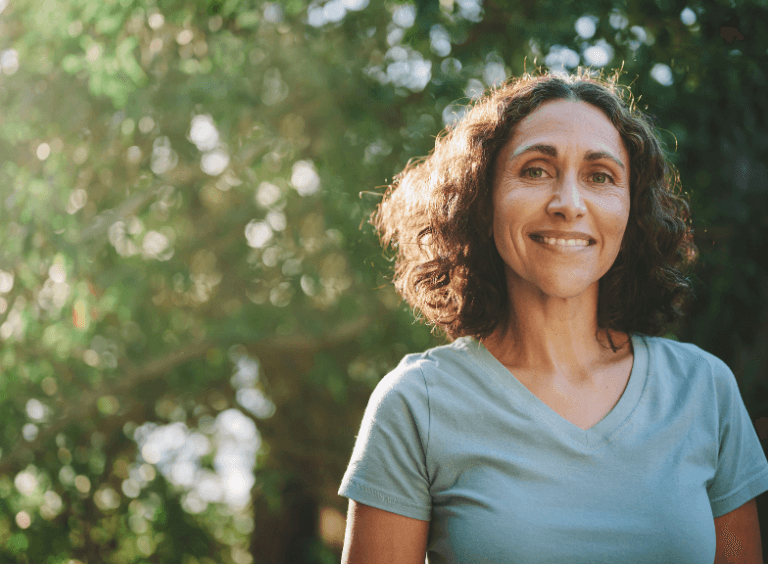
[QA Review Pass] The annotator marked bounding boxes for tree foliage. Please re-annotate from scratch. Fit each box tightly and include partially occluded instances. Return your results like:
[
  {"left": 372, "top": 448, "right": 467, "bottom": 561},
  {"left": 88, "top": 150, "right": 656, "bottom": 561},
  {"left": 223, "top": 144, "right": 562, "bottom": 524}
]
[{"left": 0, "top": 0, "right": 766, "bottom": 561}]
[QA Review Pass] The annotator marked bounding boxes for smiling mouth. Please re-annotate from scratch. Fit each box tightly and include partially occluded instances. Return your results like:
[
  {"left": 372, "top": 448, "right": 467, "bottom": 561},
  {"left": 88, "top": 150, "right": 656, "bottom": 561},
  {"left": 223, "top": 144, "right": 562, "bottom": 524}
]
[{"left": 530, "top": 234, "right": 594, "bottom": 248}]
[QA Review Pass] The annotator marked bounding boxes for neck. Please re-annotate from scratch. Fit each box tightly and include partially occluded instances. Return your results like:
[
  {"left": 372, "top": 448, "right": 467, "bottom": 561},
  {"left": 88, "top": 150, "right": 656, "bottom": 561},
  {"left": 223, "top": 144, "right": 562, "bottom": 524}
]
[{"left": 482, "top": 279, "right": 627, "bottom": 380}]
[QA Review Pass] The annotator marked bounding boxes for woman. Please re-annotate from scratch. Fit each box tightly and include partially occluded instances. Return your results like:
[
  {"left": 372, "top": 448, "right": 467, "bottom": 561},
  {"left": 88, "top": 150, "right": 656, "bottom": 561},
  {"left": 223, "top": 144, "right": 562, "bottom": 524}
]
[{"left": 338, "top": 73, "right": 768, "bottom": 563}]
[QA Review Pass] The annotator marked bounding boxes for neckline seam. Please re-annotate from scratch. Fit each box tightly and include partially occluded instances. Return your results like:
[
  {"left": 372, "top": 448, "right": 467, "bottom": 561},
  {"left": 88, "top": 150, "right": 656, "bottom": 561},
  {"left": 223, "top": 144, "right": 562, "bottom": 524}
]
[{"left": 465, "top": 333, "right": 651, "bottom": 449}]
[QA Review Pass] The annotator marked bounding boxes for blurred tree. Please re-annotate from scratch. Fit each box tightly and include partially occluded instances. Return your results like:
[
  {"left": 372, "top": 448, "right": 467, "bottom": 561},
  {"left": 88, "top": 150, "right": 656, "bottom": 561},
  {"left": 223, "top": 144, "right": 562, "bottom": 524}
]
[{"left": 0, "top": 0, "right": 766, "bottom": 562}]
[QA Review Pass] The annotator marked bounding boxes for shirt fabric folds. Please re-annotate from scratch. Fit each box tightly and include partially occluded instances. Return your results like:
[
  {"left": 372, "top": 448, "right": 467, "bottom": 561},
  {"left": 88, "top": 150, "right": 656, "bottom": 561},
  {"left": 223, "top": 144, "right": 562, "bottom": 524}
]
[{"left": 338, "top": 334, "right": 768, "bottom": 563}]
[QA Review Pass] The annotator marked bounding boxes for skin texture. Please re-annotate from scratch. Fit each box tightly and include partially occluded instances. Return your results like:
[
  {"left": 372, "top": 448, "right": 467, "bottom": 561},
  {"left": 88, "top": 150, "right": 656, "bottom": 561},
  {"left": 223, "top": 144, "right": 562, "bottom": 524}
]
[
  {"left": 341, "top": 500, "right": 429, "bottom": 564},
  {"left": 714, "top": 499, "right": 764, "bottom": 564},
  {"left": 342, "top": 100, "right": 763, "bottom": 561}
]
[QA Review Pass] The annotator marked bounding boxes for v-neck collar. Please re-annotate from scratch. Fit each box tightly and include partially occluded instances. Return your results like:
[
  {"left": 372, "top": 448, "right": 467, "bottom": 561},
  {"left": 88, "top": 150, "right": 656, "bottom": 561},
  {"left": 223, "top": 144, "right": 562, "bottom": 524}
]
[{"left": 460, "top": 333, "right": 650, "bottom": 449}]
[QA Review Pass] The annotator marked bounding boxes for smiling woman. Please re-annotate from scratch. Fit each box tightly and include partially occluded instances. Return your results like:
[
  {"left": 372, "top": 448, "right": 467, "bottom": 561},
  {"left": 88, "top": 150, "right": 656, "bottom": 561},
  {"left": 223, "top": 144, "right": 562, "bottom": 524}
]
[
  {"left": 338, "top": 73, "right": 768, "bottom": 563},
  {"left": 372, "top": 73, "right": 698, "bottom": 352}
]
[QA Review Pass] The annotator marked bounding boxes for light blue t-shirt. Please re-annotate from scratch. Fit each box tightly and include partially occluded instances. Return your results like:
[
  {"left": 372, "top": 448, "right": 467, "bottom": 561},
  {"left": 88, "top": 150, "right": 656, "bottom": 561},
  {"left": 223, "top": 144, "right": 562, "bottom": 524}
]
[{"left": 338, "top": 334, "right": 768, "bottom": 563}]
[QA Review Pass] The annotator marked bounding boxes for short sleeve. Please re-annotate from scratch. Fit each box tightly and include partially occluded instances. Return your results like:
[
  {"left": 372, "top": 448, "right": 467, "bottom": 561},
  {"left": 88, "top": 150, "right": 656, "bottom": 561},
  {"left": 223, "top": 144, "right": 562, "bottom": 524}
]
[
  {"left": 707, "top": 357, "right": 768, "bottom": 517},
  {"left": 338, "top": 358, "right": 432, "bottom": 521}
]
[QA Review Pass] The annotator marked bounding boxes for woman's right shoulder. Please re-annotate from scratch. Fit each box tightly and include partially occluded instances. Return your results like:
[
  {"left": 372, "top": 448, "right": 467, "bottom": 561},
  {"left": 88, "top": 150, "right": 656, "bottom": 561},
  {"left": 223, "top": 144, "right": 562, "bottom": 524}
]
[
  {"left": 371, "top": 336, "right": 480, "bottom": 399},
  {"left": 369, "top": 350, "right": 432, "bottom": 402}
]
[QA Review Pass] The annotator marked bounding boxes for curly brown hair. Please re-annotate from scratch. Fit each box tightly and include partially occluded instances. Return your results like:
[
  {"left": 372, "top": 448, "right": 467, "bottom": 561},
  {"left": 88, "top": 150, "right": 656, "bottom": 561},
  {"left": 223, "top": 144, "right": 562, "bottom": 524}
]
[{"left": 372, "top": 72, "right": 697, "bottom": 349}]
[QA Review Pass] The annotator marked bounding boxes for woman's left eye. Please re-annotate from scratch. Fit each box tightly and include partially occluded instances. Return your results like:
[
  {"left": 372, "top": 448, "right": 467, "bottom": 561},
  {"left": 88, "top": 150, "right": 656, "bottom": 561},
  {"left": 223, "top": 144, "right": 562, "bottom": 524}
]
[{"left": 591, "top": 172, "right": 613, "bottom": 184}]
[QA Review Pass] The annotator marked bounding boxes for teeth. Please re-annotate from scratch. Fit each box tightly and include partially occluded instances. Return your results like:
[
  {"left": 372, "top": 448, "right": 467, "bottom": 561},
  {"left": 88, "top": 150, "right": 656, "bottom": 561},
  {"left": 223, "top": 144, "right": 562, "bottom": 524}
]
[{"left": 533, "top": 235, "right": 591, "bottom": 247}]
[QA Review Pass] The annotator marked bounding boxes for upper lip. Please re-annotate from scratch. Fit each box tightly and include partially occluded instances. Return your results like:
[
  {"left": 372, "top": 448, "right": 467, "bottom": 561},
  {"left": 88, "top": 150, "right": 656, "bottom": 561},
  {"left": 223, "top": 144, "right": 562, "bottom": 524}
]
[{"left": 530, "top": 231, "right": 595, "bottom": 241}]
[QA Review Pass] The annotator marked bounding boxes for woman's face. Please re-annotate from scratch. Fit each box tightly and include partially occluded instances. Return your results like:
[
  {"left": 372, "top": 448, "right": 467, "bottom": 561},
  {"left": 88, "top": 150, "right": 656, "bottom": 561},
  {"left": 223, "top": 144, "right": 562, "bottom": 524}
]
[{"left": 491, "top": 99, "right": 631, "bottom": 300}]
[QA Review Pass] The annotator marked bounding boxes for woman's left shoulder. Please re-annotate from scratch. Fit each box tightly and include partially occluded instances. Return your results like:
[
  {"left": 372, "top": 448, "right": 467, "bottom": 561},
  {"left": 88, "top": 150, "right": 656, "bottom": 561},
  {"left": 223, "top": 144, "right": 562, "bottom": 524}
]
[{"left": 639, "top": 334, "right": 735, "bottom": 384}]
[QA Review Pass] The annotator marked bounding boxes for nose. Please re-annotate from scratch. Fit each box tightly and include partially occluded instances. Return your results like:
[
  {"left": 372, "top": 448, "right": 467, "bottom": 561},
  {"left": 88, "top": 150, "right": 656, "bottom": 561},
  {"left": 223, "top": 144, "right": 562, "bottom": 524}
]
[{"left": 546, "top": 173, "right": 587, "bottom": 221}]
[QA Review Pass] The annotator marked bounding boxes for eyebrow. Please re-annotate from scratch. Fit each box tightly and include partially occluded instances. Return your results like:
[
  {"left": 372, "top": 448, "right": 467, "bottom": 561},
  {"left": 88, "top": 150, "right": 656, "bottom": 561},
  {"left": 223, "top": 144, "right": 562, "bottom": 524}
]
[{"left": 511, "top": 143, "right": 626, "bottom": 171}]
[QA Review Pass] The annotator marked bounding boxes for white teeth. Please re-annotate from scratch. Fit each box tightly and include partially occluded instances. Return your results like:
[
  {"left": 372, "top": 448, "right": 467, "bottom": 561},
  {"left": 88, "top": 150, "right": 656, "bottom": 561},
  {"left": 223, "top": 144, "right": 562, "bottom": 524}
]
[{"left": 533, "top": 235, "right": 591, "bottom": 247}]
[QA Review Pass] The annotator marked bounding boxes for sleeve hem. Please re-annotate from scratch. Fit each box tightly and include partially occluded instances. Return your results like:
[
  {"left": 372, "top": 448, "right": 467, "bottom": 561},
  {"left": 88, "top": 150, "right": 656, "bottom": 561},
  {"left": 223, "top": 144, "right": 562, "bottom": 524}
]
[
  {"left": 338, "top": 479, "right": 431, "bottom": 521},
  {"left": 710, "top": 466, "right": 768, "bottom": 518}
]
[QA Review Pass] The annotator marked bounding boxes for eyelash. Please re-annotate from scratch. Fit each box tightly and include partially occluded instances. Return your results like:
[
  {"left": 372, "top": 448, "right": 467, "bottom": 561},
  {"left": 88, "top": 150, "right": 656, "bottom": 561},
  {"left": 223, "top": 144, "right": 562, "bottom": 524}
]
[{"left": 521, "top": 167, "right": 615, "bottom": 184}]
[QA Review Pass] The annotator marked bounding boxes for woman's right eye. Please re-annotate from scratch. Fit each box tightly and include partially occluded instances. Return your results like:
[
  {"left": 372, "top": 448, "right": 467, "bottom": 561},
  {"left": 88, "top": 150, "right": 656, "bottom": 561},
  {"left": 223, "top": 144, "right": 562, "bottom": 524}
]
[{"left": 522, "top": 167, "right": 545, "bottom": 179}]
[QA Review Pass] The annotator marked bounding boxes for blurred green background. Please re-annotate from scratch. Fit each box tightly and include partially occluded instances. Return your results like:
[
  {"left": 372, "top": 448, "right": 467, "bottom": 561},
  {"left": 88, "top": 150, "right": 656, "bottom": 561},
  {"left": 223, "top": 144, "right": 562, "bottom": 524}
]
[{"left": 0, "top": 0, "right": 766, "bottom": 561}]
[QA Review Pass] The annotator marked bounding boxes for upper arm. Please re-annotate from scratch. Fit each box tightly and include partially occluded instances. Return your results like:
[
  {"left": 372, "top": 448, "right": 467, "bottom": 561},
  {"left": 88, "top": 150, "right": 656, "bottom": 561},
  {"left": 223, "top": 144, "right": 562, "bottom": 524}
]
[
  {"left": 341, "top": 500, "right": 429, "bottom": 564},
  {"left": 714, "top": 498, "right": 764, "bottom": 564}
]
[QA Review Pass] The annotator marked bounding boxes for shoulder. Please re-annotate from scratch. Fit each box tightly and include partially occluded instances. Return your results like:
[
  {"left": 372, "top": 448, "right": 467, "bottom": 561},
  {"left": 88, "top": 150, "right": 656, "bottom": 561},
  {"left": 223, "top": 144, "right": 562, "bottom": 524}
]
[
  {"left": 369, "top": 337, "right": 482, "bottom": 406},
  {"left": 378, "top": 337, "right": 480, "bottom": 385},
  {"left": 640, "top": 334, "right": 737, "bottom": 395},
  {"left": 643, "top": 334, "right": 729, "bottom": 371}
]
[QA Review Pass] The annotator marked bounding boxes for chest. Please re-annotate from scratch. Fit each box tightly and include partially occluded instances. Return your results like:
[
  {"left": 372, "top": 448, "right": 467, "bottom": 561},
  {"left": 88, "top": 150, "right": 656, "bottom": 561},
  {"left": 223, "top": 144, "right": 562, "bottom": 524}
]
[
  {"left": 426, "top": 426, "right": 718, "bottom": 564},
  {"left": 511, "top": 352, "right": 634, "bottom": 430},
  {"left": 427, "top": 462, "right": 716, "bottom": 564}
]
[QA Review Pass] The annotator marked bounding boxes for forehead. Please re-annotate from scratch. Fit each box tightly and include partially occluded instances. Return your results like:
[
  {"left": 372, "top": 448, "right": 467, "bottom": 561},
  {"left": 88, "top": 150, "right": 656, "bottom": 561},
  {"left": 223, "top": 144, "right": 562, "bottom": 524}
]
[{"left": 502, "top": 100, "right": 628, "bottom": 160}]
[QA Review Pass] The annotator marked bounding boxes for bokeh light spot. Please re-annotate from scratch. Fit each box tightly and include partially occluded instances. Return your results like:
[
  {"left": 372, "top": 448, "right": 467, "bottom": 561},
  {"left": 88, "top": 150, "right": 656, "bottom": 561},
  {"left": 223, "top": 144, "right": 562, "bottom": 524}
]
[
  {"left": 255, "top": 181, "right": 282, "bottom": 207},
  {"left": 290, "top": 160, "right": 321, "bottom": 196},
  {"left": 189, "top": 115, "right": 220, "bottom": 151},
  {"left": 25, "top": 398, "right": 46, "bottom": 422},
  {"left": 343, "top": 0, "right": 369, "bottom": 10},
  {"left": 680, "top": 7, "right": 696, "bottom": 26},
  {"left": 609, "top": 11, "right": 628, "bottom": 29},
  {"left": 176, "top": 29, "right": 193, "bottom": 45},
  {"left": 245, "top": 220, "right": 273, "bottom": 249},
  {"left": 148, "top": 13, "right": 165, "bottom": 30},
  {"left": 430, "top": 24, "right": 451, "bottom": 57},
  {"left": 320, "top": 507, "right": 346, "bottom": 547},
  {"left": 15, "top": 511, "right": 31, "bottom": 529},
  {"left": 0, "top": 270, "right": 13, "bottom": 293},
  {"left": 22, "top": 424, "right": 38, "bottom": 442},
  {"left": 483, "top": 62, "right": 506, "bottom": 87},
  {"left": 651, "top": 63, "right": 673, "bottom": 86},
  {"left": 392, "top": 4, "right": 416, "bottom": 28},
  {"left": 14, "top": 471, "right": 37, "bottom": 495},
  {"left": 36, "top": 143, "right": 51, "bottom": 161},
  {"left": 126, "top": 146, "right": 142, "bottom": 164},
  {"left": 583, "top": 40, "right": 613, "bottom": 67},
  {"left": 74, "top": 475, "right": 91, "bottom": 494},
  {"left": 85, "top": 45, "right": 101, "bottom": 63},
  {"left": 201, "top": 148, "right": 230, "bottom": 176},
  {"left": 1, "top": 49, "right": 19, "bottom": 75},
  {"left": 263, "top": 3, "right": 283, "bottom": 23},
  {"left": 138, "top": 116, "right": 155, "bottom": 134},
  {"left": 575, "top": 15, "right": 597, "bottom": 39}
]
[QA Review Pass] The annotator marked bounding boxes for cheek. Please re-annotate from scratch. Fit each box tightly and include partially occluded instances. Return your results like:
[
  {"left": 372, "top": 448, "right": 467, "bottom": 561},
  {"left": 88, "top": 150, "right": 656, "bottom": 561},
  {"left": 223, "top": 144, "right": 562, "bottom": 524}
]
[{"left": 598, "top": 193, "right": 631, "bottom": 235}]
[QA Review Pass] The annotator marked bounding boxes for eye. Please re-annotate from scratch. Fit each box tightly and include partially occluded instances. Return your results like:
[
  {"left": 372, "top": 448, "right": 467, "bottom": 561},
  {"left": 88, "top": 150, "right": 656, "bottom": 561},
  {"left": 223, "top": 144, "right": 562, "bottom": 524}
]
[
  {"left": 522, "top": 167, "right": 545, "bottom": 179},
  {"left": 590, "top": 172, "right": 614, "bottom": 184}
]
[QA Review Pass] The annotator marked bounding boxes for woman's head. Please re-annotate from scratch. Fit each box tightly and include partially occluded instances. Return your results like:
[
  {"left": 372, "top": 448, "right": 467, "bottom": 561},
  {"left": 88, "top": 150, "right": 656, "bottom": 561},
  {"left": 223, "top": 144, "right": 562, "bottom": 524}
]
[
  {"left": 373, "top": 72, "right": 696, "bottom": 346},
  {"left": 491, "top": 98, "right": 632, "bottom": 308}
]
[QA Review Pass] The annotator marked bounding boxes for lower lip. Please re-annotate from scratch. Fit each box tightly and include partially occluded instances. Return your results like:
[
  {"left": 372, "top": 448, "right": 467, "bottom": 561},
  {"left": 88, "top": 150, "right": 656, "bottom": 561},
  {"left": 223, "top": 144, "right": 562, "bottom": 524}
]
[{"left": 529, "top": 235, "right": 594, "bottom": 251}]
